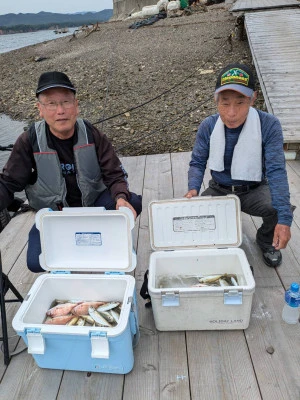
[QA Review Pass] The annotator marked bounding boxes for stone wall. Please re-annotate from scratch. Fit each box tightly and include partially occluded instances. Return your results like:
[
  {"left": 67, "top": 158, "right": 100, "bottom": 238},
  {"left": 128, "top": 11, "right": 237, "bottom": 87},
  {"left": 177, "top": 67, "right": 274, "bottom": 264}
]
[{"left": 113, "top": 0, "right": 157, "bottom": 19}]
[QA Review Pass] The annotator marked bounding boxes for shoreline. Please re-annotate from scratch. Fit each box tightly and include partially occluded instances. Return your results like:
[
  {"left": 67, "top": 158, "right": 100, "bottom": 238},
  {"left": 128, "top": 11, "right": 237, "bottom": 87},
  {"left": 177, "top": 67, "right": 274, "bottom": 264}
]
[{"left": 0, "top": 7, "right": 263, "bottom": 156}]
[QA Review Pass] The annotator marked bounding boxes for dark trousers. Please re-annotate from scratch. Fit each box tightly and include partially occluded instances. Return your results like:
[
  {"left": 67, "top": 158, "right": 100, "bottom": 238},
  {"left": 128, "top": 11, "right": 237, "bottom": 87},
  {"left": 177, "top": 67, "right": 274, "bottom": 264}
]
[
  {"left": 27, "top": 190, "right": 142, "bottom": 273},
  {"left": 201, "top": 180, "right": 278, "bottom": 252}
]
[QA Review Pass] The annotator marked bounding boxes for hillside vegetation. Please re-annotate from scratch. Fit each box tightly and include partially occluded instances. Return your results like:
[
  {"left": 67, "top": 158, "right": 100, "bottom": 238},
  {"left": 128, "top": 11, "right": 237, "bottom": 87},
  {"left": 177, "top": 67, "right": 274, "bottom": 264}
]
[{"left": 0, "top": 10, "right": 113, "bottom": 33}]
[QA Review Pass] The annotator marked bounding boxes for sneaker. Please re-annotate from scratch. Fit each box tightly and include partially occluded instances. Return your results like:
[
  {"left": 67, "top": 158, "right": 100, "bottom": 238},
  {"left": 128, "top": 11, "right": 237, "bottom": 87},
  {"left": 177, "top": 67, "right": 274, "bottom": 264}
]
[{"left": 262, "top": 248, "right": 282, "bottom": 267}]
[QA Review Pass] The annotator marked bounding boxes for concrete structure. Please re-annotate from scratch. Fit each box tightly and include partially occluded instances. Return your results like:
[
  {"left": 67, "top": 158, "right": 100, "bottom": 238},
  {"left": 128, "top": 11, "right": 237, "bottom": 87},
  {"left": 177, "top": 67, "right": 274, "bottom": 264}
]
[{"left": 113, "top": 0, "right": 156, "bottom": 19}]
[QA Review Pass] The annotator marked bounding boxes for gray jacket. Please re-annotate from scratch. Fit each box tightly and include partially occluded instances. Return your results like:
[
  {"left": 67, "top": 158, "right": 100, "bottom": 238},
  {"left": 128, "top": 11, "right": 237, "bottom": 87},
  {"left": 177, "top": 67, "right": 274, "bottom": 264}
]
[{"left": 26, "top": 118, "right": 107, "bottom": 210}]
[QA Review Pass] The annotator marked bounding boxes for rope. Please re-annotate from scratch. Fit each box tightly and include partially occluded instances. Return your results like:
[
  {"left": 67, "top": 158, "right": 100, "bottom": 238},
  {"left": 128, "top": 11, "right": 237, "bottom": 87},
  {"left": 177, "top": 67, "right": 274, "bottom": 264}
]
[
  {"left": 100, "top": 36, "right": 117, "bottom": 131},
  {"left": 92, "top": 30, "right": 233, "bottom": 126},
  {"left": 116, "top": 93, "right": 212, "bottom": 152}
]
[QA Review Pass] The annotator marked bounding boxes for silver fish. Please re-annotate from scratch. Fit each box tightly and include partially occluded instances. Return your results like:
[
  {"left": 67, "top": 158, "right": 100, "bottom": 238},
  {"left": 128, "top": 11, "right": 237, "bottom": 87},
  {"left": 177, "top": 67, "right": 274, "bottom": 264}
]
[
  {"left": 88, "top": 307, "right": 112, "bottom": 327},
  {"left": 97, "top": 302, "right": 120, "bottom": 312},
  {"left": 231, "top": 276, "right": 238, "bottom": 286},
  {"left": 219, "top": 279, "right": 230, "bottom": 287},
  {"left": 99, "top": 310, "right": 115, "bottom": 324},
  {"left": 66, "top": 316, "right": 79, "bottom": 326},
  {"left": 198, "top": 274, "right": 223, "bottom": 284},
  {"left": 110, "top": 309, "right": 120, "bottom": 323},
  {"left": 81, "top": 315, "right": 95, "bottom": 325},
  {"left": 191, "top": 283, "right": 209, "bottom": 287},
  {"left": 76, "top": 317, "right": 85, "bottom": 326}
]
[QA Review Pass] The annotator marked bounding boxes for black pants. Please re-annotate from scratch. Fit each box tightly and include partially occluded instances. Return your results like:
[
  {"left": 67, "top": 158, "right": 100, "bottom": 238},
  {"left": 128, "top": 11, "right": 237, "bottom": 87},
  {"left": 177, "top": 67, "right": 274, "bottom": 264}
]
[
  {"left": 201, "top": 180, "right": 278, "bottom": 252},
  {"left": 27, "top": 190, "right": 142, "bottom": 273}
]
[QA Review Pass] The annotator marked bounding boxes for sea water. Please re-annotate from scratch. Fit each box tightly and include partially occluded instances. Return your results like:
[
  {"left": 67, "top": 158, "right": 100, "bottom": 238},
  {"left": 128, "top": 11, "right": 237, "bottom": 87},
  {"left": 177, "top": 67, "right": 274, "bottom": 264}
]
[{"left": 0, "top": 28, "right": 76, "bottom": 54}]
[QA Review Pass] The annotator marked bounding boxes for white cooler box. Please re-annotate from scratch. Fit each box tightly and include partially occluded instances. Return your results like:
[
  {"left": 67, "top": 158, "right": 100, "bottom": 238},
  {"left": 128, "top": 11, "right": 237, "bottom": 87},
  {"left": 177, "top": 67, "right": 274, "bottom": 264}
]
[
  {"left": 12, "top": 207, "right": 139, "bottom": 374},
  {"left": 148, "top": 196, "right": 255, "bottom": 331}
]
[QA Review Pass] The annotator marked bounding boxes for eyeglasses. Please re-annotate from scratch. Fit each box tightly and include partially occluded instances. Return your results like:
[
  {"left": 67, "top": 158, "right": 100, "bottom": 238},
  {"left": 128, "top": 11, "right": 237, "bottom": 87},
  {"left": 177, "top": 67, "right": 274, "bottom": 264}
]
[{"left": 39, "top": 100, "right": 75, "bottom": 111}]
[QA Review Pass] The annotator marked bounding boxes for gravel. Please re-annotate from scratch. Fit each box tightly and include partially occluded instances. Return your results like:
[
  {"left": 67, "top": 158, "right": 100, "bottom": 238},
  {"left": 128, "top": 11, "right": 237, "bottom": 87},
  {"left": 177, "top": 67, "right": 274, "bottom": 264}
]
[{"left": 0, "top": 5, "right": 264, "bottom": 156}]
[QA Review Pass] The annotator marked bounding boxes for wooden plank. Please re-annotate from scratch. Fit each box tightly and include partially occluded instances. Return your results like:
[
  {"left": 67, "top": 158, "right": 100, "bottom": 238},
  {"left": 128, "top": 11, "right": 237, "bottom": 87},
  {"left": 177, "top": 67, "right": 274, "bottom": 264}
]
[
  {"left": 151, "top": 152, "right": 192, "bottom": 400},
  {"left": 0, "top": 351, "right": 63, "bottom": 400},
  {"left": 0, "top": 211, "right": 35, "bottom": 274},
  {"left": 57, "top": 372, "right": 124, "bottom": 400},
  {"left": 158, "top": 332, "right": 190, "bottom": 399},
  {"left": 1, "top": 153, "right": 300, "bottom": 400},
  {"left": 187, "top": 330, "right": 262, "bottom": 399},
  {"left": 231, "top": 0, "right": 300, "bottom": 12},
  {"left": 0, "top": 246, "right": 64, "bottom": 399},
  {"left": 246, "top": 286, "right": 300, "bottom": 400},
  {"left": 121, "top": 155, "right": 146, "bottom": 249},
  {"left": 123, "top": 153, "right": 190, "bottom": 400},
  {"left": 170, "top": 152, "right": 191, "bottom": 197},
  {"left": 245, "top": 9, "right": 300, "bottom": 143}
]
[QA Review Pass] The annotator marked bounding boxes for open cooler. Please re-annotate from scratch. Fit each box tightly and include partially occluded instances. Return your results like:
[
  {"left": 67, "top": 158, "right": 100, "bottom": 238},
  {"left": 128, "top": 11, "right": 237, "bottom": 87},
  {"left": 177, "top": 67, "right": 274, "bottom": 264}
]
[
  {"left": 12, "top": 207, "right": 139, "bottom": 374},
  {"left": 148, "top": 195, "right": 255, "bottom": 331}
]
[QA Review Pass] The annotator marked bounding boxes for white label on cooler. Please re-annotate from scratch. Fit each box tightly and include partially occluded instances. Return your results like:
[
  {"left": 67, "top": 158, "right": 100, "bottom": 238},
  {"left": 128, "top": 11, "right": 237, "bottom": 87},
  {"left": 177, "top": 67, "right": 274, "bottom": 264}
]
[
  {"left": 75, "top": 232, "right": 102, "bottom": 246},
  {"left": 173, "top": 215, "right": 216, "bottom": 232}
]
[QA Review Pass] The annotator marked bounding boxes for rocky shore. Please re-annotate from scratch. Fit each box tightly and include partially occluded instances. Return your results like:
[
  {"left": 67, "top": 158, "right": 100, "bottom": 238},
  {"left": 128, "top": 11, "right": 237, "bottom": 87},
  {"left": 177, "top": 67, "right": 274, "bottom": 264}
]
[{"left": 0, "top": 5, "right": 264, "bottom": 156}]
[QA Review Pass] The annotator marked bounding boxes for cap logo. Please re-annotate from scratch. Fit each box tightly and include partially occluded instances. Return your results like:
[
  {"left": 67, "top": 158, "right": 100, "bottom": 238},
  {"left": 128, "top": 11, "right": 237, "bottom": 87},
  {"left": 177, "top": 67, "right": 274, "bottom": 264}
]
[{"left": 221, "top": 68, "right": 249, "bottom": 87}]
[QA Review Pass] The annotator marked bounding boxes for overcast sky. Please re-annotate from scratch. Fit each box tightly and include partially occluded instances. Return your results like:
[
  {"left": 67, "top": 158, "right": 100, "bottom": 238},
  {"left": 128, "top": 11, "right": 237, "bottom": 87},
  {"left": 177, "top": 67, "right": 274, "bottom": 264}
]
[{"left": 0, "top": 0, "right": 113, "bottom": 15}]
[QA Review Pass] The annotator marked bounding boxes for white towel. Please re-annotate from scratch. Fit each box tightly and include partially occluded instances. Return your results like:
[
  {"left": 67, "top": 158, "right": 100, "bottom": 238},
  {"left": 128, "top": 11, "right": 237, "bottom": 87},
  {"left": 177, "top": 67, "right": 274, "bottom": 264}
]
[{"left": 208, "top": 107, "right": 262, "bottom": 181}]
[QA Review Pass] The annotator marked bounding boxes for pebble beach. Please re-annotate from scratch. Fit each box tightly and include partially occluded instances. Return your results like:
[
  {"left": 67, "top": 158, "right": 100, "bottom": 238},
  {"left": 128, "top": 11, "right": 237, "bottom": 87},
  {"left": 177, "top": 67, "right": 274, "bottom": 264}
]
[{"left": 0, "top": 5, "right": 264, "bottom": 156}]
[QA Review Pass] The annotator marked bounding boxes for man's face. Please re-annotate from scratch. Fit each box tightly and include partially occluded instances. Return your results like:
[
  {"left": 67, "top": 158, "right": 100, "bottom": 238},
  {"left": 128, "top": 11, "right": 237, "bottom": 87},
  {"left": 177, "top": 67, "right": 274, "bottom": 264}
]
[
  {"left": 216, "top": 90, "right": 256, "bottom": 128},
  {"left": 37, "top": 88, "right": 79, "bottom": 139}
]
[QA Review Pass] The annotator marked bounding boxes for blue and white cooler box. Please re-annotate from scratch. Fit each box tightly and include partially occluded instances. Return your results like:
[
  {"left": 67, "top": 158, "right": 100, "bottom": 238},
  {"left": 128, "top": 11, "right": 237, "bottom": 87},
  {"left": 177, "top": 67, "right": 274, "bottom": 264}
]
[
  {"left": 12, "top": 207, "right": 139, "bottom": 374},
  {"left": 148, "top": 195, "right": 256, "bottom": 331}
]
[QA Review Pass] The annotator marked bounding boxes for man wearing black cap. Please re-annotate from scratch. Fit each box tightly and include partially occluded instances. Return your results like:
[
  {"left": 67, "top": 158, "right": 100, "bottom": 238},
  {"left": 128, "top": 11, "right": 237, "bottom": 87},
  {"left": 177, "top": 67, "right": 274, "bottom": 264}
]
[
  {"left": 0, "top": 71, "right": 142, "bottom": 272},
  {"left": 184, "top": 63, "right": 293, "bottom": 268}
]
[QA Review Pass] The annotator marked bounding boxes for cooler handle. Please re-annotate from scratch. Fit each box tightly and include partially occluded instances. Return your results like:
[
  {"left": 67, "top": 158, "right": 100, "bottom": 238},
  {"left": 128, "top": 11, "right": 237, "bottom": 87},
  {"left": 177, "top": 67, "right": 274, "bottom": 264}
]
[
  {"left": 25, "top": 328, "right": 45, "bottom": 355},
  {"left": 90, "top": 332, "right": 109, "bottom": 359},
  {"left": 224, "top": 289, "right": 243, "bottom": 305}
]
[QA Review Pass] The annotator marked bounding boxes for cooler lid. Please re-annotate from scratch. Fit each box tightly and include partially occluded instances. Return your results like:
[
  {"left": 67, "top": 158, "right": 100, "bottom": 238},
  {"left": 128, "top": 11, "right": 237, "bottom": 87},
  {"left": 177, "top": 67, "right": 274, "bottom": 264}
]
[
  {"left": 35, "top": 207, "right": 136, "bottom": 272},
  {"left": 148, "top": 195, "right": 242, "bottom": 251}
]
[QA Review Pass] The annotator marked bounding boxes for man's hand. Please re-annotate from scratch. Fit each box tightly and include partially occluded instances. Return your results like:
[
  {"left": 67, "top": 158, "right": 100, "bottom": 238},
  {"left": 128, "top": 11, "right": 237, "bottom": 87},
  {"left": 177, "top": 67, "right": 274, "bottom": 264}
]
[
  {"left": 184, "top": 189, "right": 198, "bottom": 198},
  {"left": 272, "top": 224, "right": 291, "bottom": 250},
  {"left": 116, "top": 197, "right": 137, "bottom": 220}
]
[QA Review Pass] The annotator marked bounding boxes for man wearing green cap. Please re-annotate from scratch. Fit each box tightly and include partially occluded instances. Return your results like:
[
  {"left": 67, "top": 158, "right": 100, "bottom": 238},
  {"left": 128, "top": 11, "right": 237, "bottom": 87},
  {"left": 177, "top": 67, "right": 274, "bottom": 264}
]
[{"left": 185, "top": 63, "right": 293, "bottom": 268}]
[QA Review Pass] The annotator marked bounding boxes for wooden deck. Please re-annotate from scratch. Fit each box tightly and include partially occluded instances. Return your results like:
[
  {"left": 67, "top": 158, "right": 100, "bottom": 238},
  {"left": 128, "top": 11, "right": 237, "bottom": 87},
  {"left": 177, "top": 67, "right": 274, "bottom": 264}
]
[
  {"left": 230, "top": 0, "right": 300, "bottom": 12},
  {"left": 245, "top": 9, "right": 300, "bottom": 144},
  {"left": 1, "top": 151, "right": 300, "bottom": 400}
]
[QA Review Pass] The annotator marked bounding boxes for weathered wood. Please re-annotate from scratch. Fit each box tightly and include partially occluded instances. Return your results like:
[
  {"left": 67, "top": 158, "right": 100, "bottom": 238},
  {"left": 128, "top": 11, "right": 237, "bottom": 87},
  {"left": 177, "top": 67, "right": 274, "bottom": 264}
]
[
  {"left": 245, "top": 9, "right": 300, "bottom": 143},
  {"left": 246, "top": 286, "right": 300, "bottom": 399},
  {"left": 57, "top": 372, "right": 124, "bottom": 400},
  {"left": 0, "top": 211, "right": 35, "bottom": 274},
  {"left": 231, "top": 0, "right": 300, "bottom": 12},
  {"left": 187, "top": 330, "right": 262, "bottom": 399},
  {"left": 0, "top": 154, "right": 300, "bottom": 400},
  {"left": 124, "top": 154, "right": 174, "bottom": 400},
  {"left": 0, "top": 350, "right": 63, "bottom": 400}
]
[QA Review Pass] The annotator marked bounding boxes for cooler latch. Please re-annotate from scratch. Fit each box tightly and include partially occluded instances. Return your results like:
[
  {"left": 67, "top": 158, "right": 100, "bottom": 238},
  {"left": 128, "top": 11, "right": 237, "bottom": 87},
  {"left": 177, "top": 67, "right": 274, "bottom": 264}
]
[
  {"left": 161, "top": 291, "right": 180, "bottom": 307},
  {"left": 90, "top": 332, "right": 109, "bottom": 359},
  {"left": 224, "top": 289, "right": 243, "bottom": 305},
  {"left": 25, "top": 328, "right": 45, "bottom": 354}
]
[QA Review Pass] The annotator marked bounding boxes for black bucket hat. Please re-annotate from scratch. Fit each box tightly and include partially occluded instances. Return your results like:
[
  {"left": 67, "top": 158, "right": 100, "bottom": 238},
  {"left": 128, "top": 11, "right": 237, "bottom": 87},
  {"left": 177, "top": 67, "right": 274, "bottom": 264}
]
[{"left": 36, "top": 71, "right": 76, "bottom": 96}]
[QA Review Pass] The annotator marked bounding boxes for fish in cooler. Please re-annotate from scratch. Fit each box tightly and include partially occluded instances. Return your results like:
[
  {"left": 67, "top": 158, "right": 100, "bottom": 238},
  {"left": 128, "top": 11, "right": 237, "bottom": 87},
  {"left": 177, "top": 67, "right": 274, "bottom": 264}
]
[
  {"left": 44, "top": 300, "right": 122, "bottom": 327},
  {"left": 156, "top": 273, "right": 239, "bottom": 288}
]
